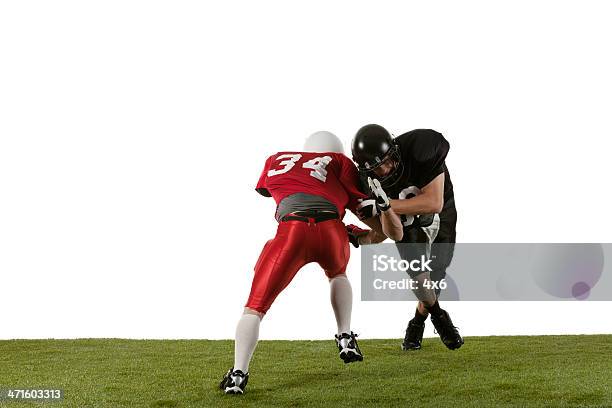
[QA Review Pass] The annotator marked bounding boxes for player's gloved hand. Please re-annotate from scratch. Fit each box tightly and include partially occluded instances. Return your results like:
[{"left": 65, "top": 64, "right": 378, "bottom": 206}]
[
  {"left": 346, "top": 224, "right": 370, "bottom": 248},
  {"left": 367, "top": 177, "right": 391, "bottom": 212},
  {"left": 356, "top": 198, "right": 378, "bottom": 220}
]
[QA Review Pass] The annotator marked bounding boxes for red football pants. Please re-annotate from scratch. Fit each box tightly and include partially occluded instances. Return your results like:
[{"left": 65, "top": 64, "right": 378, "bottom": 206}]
[{"left": 245, "top": 219, "right": 350, "bottom": 314}]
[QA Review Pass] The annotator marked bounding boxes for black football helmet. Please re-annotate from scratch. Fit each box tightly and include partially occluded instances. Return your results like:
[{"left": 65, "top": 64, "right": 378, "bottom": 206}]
[{"left": 351, "top": 124, "right": 404, "bottom": 188}]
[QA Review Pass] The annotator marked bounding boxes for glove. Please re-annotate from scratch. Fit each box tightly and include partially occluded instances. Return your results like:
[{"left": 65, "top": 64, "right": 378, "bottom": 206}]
[
  {"left": 346, "top": 224, "right": 370, "bottom": 248},
  {"left": 368, "top": 177, "right": 391, "bottom": 212},
  {"left": 356, "top": 198, "right": 378, "bottom": 220}
]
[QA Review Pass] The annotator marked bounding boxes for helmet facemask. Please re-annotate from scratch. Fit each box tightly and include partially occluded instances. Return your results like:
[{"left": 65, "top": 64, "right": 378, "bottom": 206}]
[{"left": 359, "top": 144, "right": 404, "bottom": 189}]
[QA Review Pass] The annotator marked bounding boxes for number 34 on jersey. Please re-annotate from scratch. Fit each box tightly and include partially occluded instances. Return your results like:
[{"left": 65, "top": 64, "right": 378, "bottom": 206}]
[{"left": 267, "top": 153, "right": 333, "bottom": 182}]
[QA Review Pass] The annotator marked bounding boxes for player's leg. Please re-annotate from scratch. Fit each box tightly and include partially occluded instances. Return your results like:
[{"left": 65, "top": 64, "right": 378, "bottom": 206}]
[
  {"left": 406, "top": 287, "right": 462, "bottom": 351},
  {"left": 397, "top": 227, "right": 437, "bottom": 350},
  {"left": 221, "top": 308, "right": 261, "bottom": 394},
  {"left": 231, "top": 309, "right": 262, "bottom": 375},
  {"left": 402, "top": 269, "right": 436, "bottom": 350},
  {"left": 329, "top": 274, "right": 362, "bottom": 363},
  {"left": 427, "top": 224, "right": 463, "bottom": 350},
  {"left": 317, "top": 220, "right": 363, "bottom": 363},
  {"left": 329, "top": 274, "right": 352, "bottom": 335},
  {"left": 402, "top": 213, "right": 462, "bottom": 351},
  {"left": 221, "top": 222, "right": 309, "bottom": 394},
  {"left": 403, "top": 269, "right": 435, "bottom": 350}
]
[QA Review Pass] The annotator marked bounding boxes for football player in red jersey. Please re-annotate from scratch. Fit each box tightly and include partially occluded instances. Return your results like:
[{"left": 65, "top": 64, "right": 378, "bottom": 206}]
[{"left": 220, "top": 131, "right": 403, "bottom": 394}]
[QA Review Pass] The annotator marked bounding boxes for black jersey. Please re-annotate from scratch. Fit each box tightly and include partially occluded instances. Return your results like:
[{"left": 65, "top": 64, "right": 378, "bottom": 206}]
[{"left": 363, "top": 129, "right": 457, "bottom": 232}]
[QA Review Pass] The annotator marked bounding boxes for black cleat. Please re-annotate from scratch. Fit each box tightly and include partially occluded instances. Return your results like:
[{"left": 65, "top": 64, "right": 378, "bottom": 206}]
[
  {"left": 402, "top": 318, "right": 425, "bottom": 350},
  {"left": 219, "top": 367, "right": 249, "bottom": 394},
  {"left": 430, "top": 309, "right": 464, "bottom": 350},
  {"left": 335, "top": 331, "right": 363, "bottom": 363}
]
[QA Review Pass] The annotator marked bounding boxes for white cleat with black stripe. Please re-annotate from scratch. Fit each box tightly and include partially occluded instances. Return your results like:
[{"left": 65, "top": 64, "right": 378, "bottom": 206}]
[{"left": 335, "top": 331, "right": 363, "bottom": 363}]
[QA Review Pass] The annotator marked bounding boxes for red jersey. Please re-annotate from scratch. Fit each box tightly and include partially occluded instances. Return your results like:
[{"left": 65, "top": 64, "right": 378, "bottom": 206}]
[{"left": 255, "top": 151, "right": 368, "bottom": 219}]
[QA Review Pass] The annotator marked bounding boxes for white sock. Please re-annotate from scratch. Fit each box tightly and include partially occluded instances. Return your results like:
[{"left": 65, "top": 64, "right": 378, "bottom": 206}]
[
  {"left": 330, "top": 274, "right": 352, "bottom": 335},
  {"left": 233, "top": 313, "right": 261, "bottom": 373}
]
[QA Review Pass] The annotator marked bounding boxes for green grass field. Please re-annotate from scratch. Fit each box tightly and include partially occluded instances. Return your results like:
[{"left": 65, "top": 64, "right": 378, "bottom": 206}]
[{"left": 1, "top": 335, "right": 611, "bottom": 407}]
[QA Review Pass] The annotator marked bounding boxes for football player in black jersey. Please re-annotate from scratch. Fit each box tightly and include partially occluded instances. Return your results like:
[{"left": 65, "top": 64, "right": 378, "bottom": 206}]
[{"left": 351, "top": 124, "right": 463, "bottom": 351}]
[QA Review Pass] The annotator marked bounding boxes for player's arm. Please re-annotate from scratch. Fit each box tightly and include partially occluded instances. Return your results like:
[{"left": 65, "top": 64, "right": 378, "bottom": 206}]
[
  {"left": 348, "top": 205, "right": 403, "bottom": 245},
  {"left": 351, "top": 177, "right": 404, "bottom": 243},
  {"left": 350, "top": 217, "right": 389, "bottom": 245},
  {"left": 390, "top": 172, "right": 444, "bottom": 215},
  {"left": 367, "top": 177, "right": 403, "bottom": 241},
  {"left": 339, "top": 154, "right": 402, "bottom": 243},
  {"left": 360, "top": 213, "right": 402, "bottom": 243},
  {"left": 380, "top": 206, "right": 403, "bottom": 241}
]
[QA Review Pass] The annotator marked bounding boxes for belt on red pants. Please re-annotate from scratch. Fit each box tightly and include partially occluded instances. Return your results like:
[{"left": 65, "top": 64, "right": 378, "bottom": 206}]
[{"left": 280, "top": 210, "right": 339, "bottom": 223}]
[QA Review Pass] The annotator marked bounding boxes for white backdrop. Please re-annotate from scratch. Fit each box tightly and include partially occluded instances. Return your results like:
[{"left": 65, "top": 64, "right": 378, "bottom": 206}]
[{"left": 1, "top": 1, "right": 611, "bottom": 339}]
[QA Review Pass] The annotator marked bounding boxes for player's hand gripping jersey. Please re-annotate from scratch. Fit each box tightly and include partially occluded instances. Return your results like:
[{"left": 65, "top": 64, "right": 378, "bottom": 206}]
[{"left": 247, "top": 151, "right": 367, "bottom": 313}]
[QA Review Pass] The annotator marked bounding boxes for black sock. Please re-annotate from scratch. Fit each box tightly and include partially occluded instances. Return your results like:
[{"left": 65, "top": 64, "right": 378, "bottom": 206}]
[
  {"left": 413, "top": 308, "right": 427, "bottom": 325},
  {"left": 425, "top": 301, "right": 442, "bottom": 316}
]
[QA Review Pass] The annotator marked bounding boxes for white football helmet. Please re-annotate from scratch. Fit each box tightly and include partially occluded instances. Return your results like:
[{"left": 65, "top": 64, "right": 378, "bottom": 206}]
[{"left": 303, "top": 131, "right": 344, "bottom": 154}]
